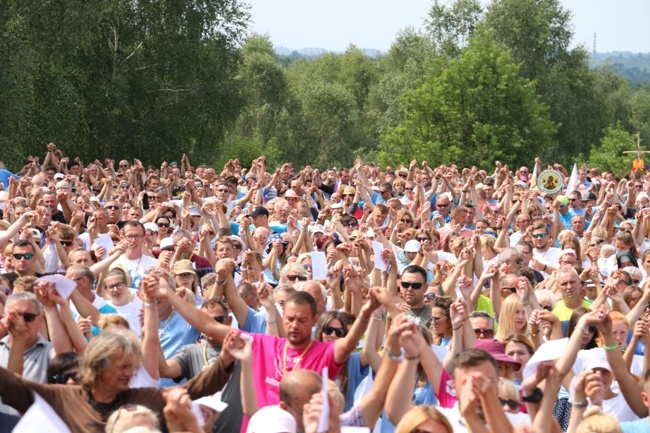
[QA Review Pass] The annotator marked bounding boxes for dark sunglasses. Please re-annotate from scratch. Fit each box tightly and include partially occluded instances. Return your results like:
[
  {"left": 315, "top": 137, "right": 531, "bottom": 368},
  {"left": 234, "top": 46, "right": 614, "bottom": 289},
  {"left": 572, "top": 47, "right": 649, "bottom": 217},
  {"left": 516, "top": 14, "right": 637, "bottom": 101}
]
[
  {"left": 532, "top": 233, "right": 547, "bottom": 239},
  {"left": 424, "top": 293, "right": 436, "bottom": 301},
  {"left": 12, "top": 253, "right": 34, "bottom": 260},
  {"left": 401, "top": 219, "right": 412, "bottom": 224},
  {"left": 499, "top": 397, "right": 521, "bottom": 410},
  {"left": 501, "top": 287, "right": 517, "bottom": 293},
  {"left": 473, "top": 328, "right": 495, "bottom": 337},
  {"left": 515, "top": 258, "right": 524, "bottom": 265},
  {"left": 323, "top": 326, "right": 345, "bottom": 338},
  {"left": 436, "top": 203, "right": 449, "bottom": 207},
  {"left": 105, "top": 205, "right": 120, "bottom": 210},
  {"left": 157, "top": 222, "right": 170, "bottom": 228},
  {"left": 401, "top": 281, "right": 423, "bottom": 290},
  {"left": 405, "top": 187, "right": 414, "bottom": 191},
  {"left": 213, "top": 315, "right": 228, "bottom": 324},
  {"left": 542, "top": 305, "right": 553, "bottom": 312},
  {"left": 287, "top": 275, "right": 307, "bottom": 282},
  {"left": 18, "top": 312, "right": 39, "bottom": 322},
  {"left": 52, "top": 372, "right": 78, "bottom": 384},
  {"left": 60, "top": 241, "right": 73, "bottom": 247},
  {"left": 416, "top": 237, "right": 429, "bottom": 243}
]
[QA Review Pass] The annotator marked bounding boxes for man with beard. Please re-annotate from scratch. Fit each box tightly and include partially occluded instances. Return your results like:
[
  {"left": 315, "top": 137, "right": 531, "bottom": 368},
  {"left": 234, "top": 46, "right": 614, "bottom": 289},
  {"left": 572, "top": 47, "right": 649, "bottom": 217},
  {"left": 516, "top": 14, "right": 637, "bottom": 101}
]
[
  {"left": 159, "top": 298, "right": 243, "bottom": 433},
  {"left": 399, "top": 265, "right": 431, "bottom": 326}
]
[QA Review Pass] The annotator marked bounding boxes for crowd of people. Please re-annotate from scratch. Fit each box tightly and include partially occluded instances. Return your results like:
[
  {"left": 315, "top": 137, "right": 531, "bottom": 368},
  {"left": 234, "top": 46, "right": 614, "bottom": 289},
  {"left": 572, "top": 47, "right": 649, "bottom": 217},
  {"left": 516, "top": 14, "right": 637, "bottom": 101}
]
[{"left": 0, "top": 143, "right": 649, "bottom": 433}]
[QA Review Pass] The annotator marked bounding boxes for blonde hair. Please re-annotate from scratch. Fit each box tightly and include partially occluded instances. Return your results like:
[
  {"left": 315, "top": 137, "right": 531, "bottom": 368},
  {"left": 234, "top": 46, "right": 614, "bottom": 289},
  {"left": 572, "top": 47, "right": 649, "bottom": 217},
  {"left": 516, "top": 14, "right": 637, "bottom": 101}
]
[
  {"left": 498, "top": 378, "right": 519, "bottom": 402},
  {"left": 576, "top": 406, "right": 622, "bottom": 433},
  {"left": 395, "top": 406, "right": 453, "bottom": 433},
  {"left": 105, "top": 404, "right": 159, "bottom": 433},
  {"left": 496, "top": 295, "right": 528, "bottom": 342},
  {"left": 78, "top": 329, "right": 141, "bottom": 390},
  {"left": 98, "top": 314, "right": 130, "bottom": 330}
]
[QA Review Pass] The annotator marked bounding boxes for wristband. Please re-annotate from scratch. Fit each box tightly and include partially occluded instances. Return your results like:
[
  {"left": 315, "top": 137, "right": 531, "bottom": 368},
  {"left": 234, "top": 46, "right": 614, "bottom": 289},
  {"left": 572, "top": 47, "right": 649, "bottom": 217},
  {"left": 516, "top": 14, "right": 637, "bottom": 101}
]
[
  {"left": 266, "top": 319, "right": 277, "bottom": 324},
  {"left": 603, "top": 342, "right": 619, "bottom": 351},
  {"left": 452, "top": 324, "right": 462, "bottom": 331},
  {"left": 216, "top": 279, "right": 227, "bottom": 285},
  {"left": 571, "top": 401, "right": 589, "bottom": 409},
  {"left": 405, "top": 353, "right": 421, "bottom": 361},
  {"left": 522, "top": 387, "right": 543, "bottom": 403},
  {"left": 387, "top": 347, "right": 405, "bottom": 363},
  {"left": 358, "top": 316, "right": 370, "bottom": 323}
]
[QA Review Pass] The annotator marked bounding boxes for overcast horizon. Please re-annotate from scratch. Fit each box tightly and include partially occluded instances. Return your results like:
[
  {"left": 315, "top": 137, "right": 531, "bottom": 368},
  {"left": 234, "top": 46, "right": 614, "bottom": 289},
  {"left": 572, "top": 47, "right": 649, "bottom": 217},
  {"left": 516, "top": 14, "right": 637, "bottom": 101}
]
[{"left": 245, "top": 0, "right": 650, "bottom": 54}]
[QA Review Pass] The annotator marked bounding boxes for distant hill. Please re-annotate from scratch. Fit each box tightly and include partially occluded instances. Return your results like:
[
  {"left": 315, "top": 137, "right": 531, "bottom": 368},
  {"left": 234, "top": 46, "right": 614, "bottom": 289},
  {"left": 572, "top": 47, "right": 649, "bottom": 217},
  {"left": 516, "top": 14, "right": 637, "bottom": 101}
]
[
  {"left": 590, "top": 52, "right": 650, "bottom": 83},
  {"left": 274, "top": 46, "right": 381, "bottom": 59}
]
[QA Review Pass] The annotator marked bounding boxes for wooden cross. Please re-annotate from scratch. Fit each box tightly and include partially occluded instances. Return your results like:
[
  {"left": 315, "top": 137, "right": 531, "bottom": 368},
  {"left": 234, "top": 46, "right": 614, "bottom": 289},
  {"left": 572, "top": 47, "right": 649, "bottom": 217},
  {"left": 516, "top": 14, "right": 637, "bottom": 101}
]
[{"left": 622, "top": 133, "right": 650, "bottom": 158}]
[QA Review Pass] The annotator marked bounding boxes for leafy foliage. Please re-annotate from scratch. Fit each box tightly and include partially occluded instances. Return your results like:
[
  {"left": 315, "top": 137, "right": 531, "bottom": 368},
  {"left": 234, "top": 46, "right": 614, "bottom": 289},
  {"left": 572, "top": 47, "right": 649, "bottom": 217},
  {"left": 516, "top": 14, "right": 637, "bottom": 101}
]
[{"left": 588, "top": 124, "right": 637, "bottom": 176}]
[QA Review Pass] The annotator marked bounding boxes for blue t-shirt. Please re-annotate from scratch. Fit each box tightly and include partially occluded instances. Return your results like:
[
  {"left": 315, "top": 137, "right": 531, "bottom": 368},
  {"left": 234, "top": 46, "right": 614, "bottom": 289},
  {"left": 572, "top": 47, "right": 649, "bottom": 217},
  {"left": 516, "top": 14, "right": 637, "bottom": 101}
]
[
  {"left": 0, "top": 170, "right": 18, "bottom": 189},
  {"left": 242, "top": 306, "right": 267, "bottom": 335},
  {"left": 621, "top": 417, "right": 650, "bottom": 433},
  {"left": 159, "top": 310, "right": 201, "bottom": 388},
  {"left": 343, "top": 352, "right": 370, "bottom": 412}
]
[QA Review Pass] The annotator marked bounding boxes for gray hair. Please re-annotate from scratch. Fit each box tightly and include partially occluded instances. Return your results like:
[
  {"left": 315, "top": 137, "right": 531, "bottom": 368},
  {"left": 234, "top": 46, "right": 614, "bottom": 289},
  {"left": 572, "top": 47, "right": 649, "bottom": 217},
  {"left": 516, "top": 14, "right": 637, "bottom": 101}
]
[{"left": 6, "top": 291, "right": 42, "bottom": 315}]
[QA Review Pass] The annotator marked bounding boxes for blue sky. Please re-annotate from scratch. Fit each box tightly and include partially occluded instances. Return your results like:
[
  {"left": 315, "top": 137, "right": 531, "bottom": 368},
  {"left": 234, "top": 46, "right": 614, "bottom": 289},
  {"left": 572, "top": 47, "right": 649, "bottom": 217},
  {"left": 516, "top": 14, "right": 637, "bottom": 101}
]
[{"left": 245, "top": 0, "right": 650, "bottom": 53}]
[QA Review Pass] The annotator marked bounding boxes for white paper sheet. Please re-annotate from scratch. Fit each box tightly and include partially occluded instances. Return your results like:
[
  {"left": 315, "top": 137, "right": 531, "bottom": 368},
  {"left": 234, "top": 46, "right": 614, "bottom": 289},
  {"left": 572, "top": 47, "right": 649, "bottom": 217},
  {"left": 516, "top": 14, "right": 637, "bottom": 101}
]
[
  {"left": 310, "top": 251, "right": 328, "bottom": 281},
  {"left": 13, "top": 392, "right": 71, "bottom": 433},
  {"left": 522, "top": 338, "right": 569, "bottom": 380},
  {"left": 372, "top": 241, "right": 387, "bottom": 271},
  {"left": 93, "top": 233, "right": 114, "bottom": 260},
  {"left": 318, "top": 367, "right": 330, "bottom": 433},
  {"left": 36, "top": 274, "right": 77, "bottom": 300}
]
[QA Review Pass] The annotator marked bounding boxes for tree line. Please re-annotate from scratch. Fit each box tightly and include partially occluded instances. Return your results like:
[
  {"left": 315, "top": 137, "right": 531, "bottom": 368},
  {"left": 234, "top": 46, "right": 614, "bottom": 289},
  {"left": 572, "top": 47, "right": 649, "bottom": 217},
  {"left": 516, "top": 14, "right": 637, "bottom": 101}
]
[{"left": 1, "top": 0, "right": 648, "bottom": 175}]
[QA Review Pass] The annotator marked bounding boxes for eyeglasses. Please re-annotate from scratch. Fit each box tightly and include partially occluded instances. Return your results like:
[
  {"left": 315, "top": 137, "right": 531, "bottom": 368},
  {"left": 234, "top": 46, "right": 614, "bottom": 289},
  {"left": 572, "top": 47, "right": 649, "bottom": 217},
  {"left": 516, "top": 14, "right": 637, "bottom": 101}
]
[
  {"left": 401, "top": 219, "right": 412, "bottom": 224},
  {"left": 542, "top": 305, "right": 553, "bottom": 312},
  {"left": 569, "top": 198, "right": 578, "bottom": 202},
  {"left": 473, "top": 328, "right": 495, "bottom": 337},
  {"left": 106, "top": 282, "right": 125, "bottom": 291},
  {"left": 430, "top": 316, "right": 446, "bottom": 323},
  {"left": 532, "top": 233, "right": 547, "bottom": 239},
  {"left": 401, "top": 281, "right": 423, "bottom": 290},
  {"left": 633, "top": 279, "right": 641, "bottom": 285},
  {"left": 105, "top": 205, "right": 120, "bottom": 210},
  {"left": 157, "top": 222, "right": 170, "bottom": 228},
  {"left": 125, "top": 234, "right": 144, "bottom": 239},
  {"left": 119, "top": 164, "right": 129, "bottom": 168},
  {"left": 380, "top": 190, "right": 391, "bottom": 195},
  {"left": 16, "top": 312, "right": 39, "bottom": 322},
  {"left": 213, "top": 315, "right": 228, "bottom": 323},
  {"left": 584, "top": 325, "right": 597, "bottom": 334},
  {"left": 12, "top": 253, "right": 34, "bottom": 260},
  {"left": 60, "top": 240, "right": 73, "bottom": 247},
  {"left": 52, "top": 372, "right": 78, "bottom": 384},
  {"left": 323, "top": 326, "right": 345, "bottom": 338},
  {"left": 216, "top": 189, "right": 229, "bottom": 193},
  {"left": 514, "top": 258, "right": 523, "bottom": 265},
  {"left": 424, "top": 293, "right": 436, "bottom": 301},
  {"left": 303, "top": 264, "right": 312, "bottom": 271},
  {"left": 416, "top": 237, "right": 429, "bottom": 243},
  {"left": 343, "top": 222, "right": 358, "bottom": 227},
  {"left": 501, "top": 287, "right": 517, "bottom": 293},
  {"left": 499, "top": 397, "right": 521, "bottom": 410},
  {"left": 287, "top": 275, "right": 307, "bottom": 282},
  {"left": 436, "top": 203, "right": 449, "bottom": 208}
]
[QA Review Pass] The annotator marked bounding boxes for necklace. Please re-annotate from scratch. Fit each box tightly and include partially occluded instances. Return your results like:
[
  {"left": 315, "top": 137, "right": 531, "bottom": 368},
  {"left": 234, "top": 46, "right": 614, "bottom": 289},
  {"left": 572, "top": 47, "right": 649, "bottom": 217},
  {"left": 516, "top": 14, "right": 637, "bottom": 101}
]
[
  {"left": 282, "top": 340, "right": 313, "bottom": 376},
  {"left": 158, "top": 309, "right": 175, "bottom": 339},
  {"left": 202, "top": 343, "right": 219, "bottom": 368}
]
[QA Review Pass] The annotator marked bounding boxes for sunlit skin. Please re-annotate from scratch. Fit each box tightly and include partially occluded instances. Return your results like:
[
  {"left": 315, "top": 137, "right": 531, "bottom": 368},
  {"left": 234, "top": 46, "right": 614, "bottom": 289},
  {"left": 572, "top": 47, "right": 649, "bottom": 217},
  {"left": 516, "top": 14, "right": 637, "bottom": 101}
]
[
  {"left": 93, "top": 351, "right": 139, "bottom": 400},
  {"left": 321, "top": 318, "right": 344, "bottom": 343},
  {"left": 430, "top": 306, "right": 451, "bottom": 339},
  {"left": 514, "top": 306, "right": 527, "bottom": 331},
  {"left": 70, "top": 249, "right": 93, "bottom": 267},
  {"left": 612, "top": 321, "right": 630, "bottom": 350},
  {"left": 105, "top": 275, "right": 129, "bottom": 307},
  {"left": 505, "top": 341, "right": 531, "bottom": 379},
  {"left": 282, "top": 302, "right": 317, "bottom": 349}
]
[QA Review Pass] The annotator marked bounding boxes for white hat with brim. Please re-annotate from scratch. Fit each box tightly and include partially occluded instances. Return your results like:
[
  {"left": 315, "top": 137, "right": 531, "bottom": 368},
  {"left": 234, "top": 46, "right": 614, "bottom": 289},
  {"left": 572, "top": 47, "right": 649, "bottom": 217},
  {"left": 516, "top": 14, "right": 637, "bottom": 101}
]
[{"left": 246, "top": 405, "right": 297, "bottom": 433}]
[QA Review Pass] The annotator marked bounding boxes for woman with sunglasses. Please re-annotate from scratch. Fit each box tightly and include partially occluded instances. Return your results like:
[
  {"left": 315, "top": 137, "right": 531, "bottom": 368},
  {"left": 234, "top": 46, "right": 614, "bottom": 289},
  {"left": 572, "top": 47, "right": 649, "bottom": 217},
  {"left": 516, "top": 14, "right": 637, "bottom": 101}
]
[
  {"left": 314, "top": 311, "right": 370, "bottom": 412},
  {"left": 47, "top": 352, "right": 81, "bottom": 385},
  {"left": 429, "top": 297, "right": 453, "bottom": 347},
  {"left": 102, "top": 268, "right": 143, "bottom": 337}
]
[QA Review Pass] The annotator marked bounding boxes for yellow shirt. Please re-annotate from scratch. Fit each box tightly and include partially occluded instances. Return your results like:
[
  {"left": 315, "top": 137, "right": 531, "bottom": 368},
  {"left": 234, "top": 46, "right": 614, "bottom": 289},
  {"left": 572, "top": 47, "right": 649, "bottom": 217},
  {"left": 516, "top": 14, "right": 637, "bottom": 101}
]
[{"left": 552, "top": 299, "right": 592, "bottom": 321}]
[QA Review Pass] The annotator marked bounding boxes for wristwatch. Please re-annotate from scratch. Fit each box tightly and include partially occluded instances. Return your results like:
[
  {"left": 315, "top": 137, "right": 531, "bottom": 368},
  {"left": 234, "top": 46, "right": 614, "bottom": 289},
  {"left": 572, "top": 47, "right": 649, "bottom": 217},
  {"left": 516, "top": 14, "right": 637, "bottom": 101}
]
[
  {"left": 522, "top": 387, "right": 544, "bottom": 403},
  {"left": 387, "top": 347, "right": 405, "bottom": 363}
]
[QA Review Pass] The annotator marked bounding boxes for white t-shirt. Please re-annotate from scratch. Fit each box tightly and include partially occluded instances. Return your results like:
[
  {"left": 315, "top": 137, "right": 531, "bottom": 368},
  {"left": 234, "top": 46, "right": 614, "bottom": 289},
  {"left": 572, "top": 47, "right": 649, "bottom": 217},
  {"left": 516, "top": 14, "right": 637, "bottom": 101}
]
[
  {"left": 109, "top": 297, "right": 144, "bottom": 338},
  {"left": 533, "top": 247, "right": 562, "bottom": 278},
  {"left": 110, "top": 255, "right": 159, "bottom": 290}
]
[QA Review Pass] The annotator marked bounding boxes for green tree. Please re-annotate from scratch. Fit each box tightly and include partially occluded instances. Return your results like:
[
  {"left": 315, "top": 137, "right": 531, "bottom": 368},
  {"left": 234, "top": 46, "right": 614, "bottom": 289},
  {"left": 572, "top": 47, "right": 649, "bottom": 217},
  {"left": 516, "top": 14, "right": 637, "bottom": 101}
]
[
  {"left": 588, "top": 124, "right": 637, "bottom": 176},
  {"left": 426, "top": 0, "right": 483, "bottom": 57},
  {"left": 0, "top": 0, "right": 249, "bottom": 168},
  {"left": 379, "top": 29, "right": 555, "bottom": 169}
]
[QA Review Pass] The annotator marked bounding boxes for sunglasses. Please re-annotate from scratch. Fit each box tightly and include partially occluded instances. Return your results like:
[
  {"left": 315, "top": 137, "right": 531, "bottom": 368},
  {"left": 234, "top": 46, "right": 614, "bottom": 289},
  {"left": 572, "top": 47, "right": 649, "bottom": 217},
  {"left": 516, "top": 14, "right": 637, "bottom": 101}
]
[
  {"left": 287, "top": 275, "right": 307, "bottom": 282},
  {"left": 401, "top": 219, "right": 412, "bottom": 224},
  {"left": 106, "top": 282, "right": 125, "bottom": 291},
  {"left": 499, "top": 397, "right": 521, "bottom": 410},
  {"left": 323, "top": 326, "right": 345, "bottom": 338},
  {"left": 473, "top": 328, "right": 495, "bottom": 337},
  {"left": 515, "top": 258, "right": 524, "bottom": 265},
  {"left": 405, "top": 187, "right": 414, "bottom": 191},
  {"left": 585, "top": 325, "right": 597, "bottom": 334},
  {"left": 436, "top": 203, "right": 449, "bottom": 207},
  {"left": 157, "top": 222, "right": 170, "bottom": 228},
  {"left": 401, "top": 281, "right": 423, "bottom": 290},
  {"left": 416, "top": 237, "right": 429, "bottom": 243},
  {"left": 12, "top": 253, "right": 34, "bottom": 260},
  {"left": 542, "top": 305, "right": 553, "bottom": 312},
  {"left": 105, "top": 205, "right": 120, "bottom": 210},
  {"left": 17, "top": 312, "right": 39, "bottom": 323},
  {"left": 532, "top": 233, "right": 547, "bottom": 239},
  {"left": 52, "top": 372, "right": 78, "bottom": 384},
  {"left": 216, "top": 189, "right": 229, "bottom": 193},
  {"left": 60, "top": 240, "right": 73, "bottom": 247},
  {"left": 343, "top": 194, "right": 355, "bottom": 197},
  {"left": 213, "top": 315, "right": 228, "bottom": 323},
  {"left": 424, "top": 293, "right": 436, "bottom": 301},
  {"left": 501, "top": 287, "right": 517, "bottom": 293}
]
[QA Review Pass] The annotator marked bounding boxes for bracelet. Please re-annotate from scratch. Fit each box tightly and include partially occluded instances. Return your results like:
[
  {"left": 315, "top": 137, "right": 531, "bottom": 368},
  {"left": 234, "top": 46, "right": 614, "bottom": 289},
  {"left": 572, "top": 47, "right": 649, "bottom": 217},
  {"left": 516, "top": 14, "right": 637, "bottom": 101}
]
[
  {"left": 522, "top": 298, "right": 530, "bottom": 306},
  {"left": 358, "top": 316, "right": 370, "bottom": 323},
  {"left": 216, "top": 279, "right": 227, "bottom": 285},
  {"left": 603, "top": 342, "right": 619, "bottom": 351},
  {"left": 266, "top": 319, "right": 277, "bottom": 324},
  {"left": 371, "top": 316, "right": 383, "bottom": 321},
  {"left": 240, "top": 267, "right": 249, "bottom": 271},
  {"left": 405, "top": 353, "right": 421, "bottom": 361},
  {"left": 387, "top": 347, "right": 405, "bottom": 362},
  {"left": 452, "top": 324, "right": 462, "bottom": 331},
  {"left": 572, "top": 401, "right": 589, "bottom": 409}
]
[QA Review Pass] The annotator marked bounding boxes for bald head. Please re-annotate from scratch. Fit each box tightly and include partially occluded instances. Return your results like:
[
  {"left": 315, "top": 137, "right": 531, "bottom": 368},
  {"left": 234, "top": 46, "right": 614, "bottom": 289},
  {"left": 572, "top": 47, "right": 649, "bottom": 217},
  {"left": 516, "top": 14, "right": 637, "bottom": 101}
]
[{"left": 279, "top": 369, "right": 322, "bottom": 430}]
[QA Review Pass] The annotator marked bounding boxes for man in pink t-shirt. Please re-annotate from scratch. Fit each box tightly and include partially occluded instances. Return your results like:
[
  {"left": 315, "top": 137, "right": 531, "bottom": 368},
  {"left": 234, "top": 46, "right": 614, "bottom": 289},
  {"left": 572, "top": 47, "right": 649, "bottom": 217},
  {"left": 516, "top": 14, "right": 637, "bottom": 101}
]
[{"left": 246, "top": 290, "right": 378, "bottom": 409}]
